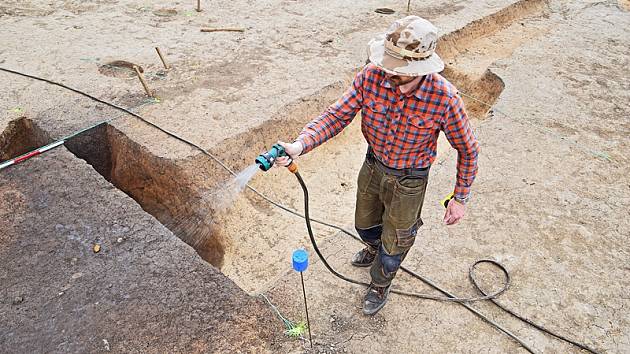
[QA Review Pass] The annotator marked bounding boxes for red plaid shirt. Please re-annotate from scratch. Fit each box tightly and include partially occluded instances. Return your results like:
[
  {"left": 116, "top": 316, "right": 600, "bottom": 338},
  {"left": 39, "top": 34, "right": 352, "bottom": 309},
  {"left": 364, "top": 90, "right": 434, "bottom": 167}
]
[{"left": 297, "top": 64, "right": 479, "bottom": 200}]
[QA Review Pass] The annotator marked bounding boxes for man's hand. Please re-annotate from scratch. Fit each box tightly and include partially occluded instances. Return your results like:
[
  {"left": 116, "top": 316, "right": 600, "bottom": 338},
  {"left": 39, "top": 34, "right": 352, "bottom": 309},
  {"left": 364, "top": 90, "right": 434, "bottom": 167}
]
[
  {"left": 275, "top": 141, "right": 303, "bottom": 167},
  {"left": 443, "top": 199, "right": 465, "bottom": 225}
]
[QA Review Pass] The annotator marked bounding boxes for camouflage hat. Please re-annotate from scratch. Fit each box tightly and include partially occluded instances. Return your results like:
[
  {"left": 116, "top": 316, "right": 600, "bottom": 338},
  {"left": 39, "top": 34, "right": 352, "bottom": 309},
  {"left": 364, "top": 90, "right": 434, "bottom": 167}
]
[{"left": 368, "top": 16, "right": 444, "bottom": 76}]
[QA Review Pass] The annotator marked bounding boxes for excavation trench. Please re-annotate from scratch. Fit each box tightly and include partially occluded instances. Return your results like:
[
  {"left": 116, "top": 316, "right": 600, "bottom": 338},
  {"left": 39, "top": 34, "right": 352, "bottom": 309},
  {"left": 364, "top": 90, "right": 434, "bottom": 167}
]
[
  {"left": 437, "top": 0, "right": 549, "bottom": 60},
  {"left": 0, "top": 117, "right": 227, "bottom": 268},
  {"left": 62, "top": 123, "right": 227, "bottom": 268}
]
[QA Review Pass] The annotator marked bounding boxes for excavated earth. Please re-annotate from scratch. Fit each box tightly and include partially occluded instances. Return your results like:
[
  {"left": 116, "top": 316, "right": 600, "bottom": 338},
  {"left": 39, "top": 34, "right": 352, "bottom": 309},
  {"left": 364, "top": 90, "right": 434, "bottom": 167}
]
[{"left": 1, "top": 0, "right": 629, "bottom": 353}]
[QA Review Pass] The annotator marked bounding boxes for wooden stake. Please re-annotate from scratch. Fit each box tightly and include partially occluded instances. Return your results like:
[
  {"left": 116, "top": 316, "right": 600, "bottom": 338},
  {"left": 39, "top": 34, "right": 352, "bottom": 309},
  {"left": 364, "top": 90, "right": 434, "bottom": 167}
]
[
  {"left": 407, "top": 0, "right": 411, "bottom": 12},
  {"left": 155, "top": 47, "right": 169, "bottom": 69},
  {"left": 200, "top": 27, "right": 245, "bottom": 33},
  {"left": 133, "top": 65, "right": 153, "bottom": 97},
  {"left": 196, "top": 0, "right": 201, "bottom": 12}
]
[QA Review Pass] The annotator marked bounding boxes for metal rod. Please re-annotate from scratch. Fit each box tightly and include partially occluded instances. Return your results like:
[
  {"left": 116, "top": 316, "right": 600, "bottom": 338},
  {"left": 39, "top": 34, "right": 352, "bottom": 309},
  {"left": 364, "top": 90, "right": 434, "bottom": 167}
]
[
  {"left": 133, "top": 66, "right": 153, "bottom": 97},
  {"left": 196, "top": 0, "right": 201, "bottom": 12},
  {"left": 300, "top": 272, "right": 313, "bottom": 348},
  {"left": 155, "top": 47, "right": 169, "bottom": 69}
]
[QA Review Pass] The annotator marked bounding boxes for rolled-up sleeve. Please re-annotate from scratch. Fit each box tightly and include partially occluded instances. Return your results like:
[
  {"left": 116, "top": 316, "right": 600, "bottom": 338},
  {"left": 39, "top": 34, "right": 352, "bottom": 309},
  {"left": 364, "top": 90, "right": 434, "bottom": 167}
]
[{"left": 441, "top": 94, "right": 479, "bottom": 200}]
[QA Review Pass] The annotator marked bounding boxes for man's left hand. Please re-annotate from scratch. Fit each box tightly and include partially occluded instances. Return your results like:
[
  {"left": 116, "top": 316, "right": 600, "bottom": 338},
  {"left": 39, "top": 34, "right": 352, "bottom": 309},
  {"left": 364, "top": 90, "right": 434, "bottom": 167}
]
[{"left": 443, "top": 199, "right": 466, "bottom": 225}]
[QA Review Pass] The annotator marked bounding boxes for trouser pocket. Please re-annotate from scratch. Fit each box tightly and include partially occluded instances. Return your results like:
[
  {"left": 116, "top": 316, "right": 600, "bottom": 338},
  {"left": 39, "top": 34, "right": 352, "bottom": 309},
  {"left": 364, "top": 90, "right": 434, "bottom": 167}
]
[
  {"left": 395, "top": 218, "right": 423, "bottom": 248},
  {"left": 388, "top": 175, "right": 428, "bottom": 225}
]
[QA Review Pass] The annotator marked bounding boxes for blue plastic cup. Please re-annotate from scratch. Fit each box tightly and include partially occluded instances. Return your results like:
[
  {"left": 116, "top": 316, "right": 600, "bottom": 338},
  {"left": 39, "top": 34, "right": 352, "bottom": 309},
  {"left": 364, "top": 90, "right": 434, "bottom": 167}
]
[{"left": 292, "top": 249, "right": 309, "bottom": 272}]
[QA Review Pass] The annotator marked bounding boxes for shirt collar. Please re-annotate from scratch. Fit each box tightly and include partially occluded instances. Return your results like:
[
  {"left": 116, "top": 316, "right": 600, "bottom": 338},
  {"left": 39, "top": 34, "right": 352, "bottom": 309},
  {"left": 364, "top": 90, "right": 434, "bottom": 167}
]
[{"left": 380, "top": 74, "right": 433, "bottom": 99}]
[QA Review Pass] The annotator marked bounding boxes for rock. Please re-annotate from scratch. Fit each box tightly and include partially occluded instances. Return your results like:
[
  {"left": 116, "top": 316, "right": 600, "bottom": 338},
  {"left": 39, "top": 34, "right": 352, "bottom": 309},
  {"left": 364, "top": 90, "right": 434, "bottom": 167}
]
[{"left": 102, "top": 339, "right": 110, "bottom": 351}]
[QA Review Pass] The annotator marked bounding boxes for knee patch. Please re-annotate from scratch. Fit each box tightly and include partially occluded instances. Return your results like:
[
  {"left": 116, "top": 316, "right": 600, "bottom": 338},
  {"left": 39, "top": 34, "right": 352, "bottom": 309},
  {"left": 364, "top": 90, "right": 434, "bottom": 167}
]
[
  {"left": 380, "top": 249, "right": 403, "bottom": 276},
  {"left": 356, "top": 224, "right": 382, "bottom": 246}
]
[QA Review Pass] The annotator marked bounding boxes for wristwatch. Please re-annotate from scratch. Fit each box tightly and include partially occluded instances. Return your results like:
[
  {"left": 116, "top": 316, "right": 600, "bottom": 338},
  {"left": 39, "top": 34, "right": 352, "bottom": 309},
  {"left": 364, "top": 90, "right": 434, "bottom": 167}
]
[{"left": 454, "top": 195, "right": 470, "bottom": 205}]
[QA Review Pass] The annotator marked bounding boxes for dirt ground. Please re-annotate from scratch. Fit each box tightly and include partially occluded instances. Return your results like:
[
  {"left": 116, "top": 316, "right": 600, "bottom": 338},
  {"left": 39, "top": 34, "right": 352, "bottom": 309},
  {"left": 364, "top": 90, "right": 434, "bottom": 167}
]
[{"left": 1, "top": 0, "right": 629, "bottom": 353}]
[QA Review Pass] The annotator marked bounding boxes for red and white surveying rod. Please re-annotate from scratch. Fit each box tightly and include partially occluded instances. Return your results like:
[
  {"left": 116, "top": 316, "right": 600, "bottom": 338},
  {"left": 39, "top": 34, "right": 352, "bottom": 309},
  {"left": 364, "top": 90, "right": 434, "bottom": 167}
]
[
  {"left": 0, "top": 99, "right": 155, "bottom": 172},
  {"left": 0, "top": 140, "right": 65, "bottom": 170}
]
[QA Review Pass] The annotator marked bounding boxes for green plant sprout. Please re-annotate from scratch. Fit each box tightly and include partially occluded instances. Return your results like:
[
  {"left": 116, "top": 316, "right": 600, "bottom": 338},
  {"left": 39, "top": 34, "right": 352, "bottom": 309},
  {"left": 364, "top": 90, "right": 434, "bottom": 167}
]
[
  {"left": 285, "top": 321, "right": 308, "bottom": 338},
  {"left": 259, "top": 294, "right": 308, "bottom": 339}
]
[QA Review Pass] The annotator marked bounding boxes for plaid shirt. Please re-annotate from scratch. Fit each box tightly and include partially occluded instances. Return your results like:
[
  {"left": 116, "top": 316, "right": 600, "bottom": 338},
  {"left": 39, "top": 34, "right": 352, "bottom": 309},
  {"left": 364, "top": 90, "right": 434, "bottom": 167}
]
[{"left": 296, "top": 64, "right": 479, "bottom": 200}]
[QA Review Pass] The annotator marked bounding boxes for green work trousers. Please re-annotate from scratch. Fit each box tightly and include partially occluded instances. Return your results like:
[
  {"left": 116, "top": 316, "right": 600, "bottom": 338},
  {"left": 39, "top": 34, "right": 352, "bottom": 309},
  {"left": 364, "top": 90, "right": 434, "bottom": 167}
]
[{"left": 354, "top": 157, "right": 429, "bottom": 287}]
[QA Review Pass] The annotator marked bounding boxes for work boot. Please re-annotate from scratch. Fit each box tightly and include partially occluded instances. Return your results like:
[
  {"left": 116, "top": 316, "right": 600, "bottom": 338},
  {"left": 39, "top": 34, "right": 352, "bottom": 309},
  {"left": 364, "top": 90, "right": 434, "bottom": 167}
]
[
  {"left": 351, "top": 246, "right": 377, "bottom": 267},
  {"left": 362, "top": 283, "right": 391, "bottom": 315}
]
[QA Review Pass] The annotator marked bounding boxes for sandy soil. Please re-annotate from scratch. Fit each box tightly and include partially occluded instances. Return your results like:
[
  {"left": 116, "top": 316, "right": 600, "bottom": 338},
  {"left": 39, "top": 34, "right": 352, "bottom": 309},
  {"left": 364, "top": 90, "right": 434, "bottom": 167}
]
[{"left": 1, "top": 0, "right": 629, "bottom": 353}]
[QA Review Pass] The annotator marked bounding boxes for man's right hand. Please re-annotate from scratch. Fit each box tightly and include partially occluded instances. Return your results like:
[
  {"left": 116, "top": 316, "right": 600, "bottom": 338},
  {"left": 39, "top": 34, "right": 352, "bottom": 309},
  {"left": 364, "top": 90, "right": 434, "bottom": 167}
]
[{"left": 275, "top": 141, "right": 303, "bottom": 167}]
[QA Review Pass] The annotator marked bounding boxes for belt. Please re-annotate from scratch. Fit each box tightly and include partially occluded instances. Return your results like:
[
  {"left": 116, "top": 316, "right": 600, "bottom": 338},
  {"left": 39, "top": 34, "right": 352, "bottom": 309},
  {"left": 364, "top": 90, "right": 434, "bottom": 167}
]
[{"left": 366, "top": 147, "right": 430, "bottom": 177}]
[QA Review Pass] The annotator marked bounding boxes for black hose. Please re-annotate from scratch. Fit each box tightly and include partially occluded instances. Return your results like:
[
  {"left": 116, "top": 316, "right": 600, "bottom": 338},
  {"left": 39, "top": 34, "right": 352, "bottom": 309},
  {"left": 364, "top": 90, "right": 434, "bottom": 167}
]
[
  {"left": 294, "top": 171, "right": 598, "bottom": 354},
  {"left": 0, "top": 66, "right": 599, "bottom": 354}
]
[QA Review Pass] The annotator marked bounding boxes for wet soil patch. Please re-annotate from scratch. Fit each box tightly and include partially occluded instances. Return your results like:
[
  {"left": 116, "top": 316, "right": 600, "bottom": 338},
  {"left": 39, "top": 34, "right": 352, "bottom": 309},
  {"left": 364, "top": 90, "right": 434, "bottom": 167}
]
[{"left": 98, "top": 60, "right": 144, "bottom": 79}]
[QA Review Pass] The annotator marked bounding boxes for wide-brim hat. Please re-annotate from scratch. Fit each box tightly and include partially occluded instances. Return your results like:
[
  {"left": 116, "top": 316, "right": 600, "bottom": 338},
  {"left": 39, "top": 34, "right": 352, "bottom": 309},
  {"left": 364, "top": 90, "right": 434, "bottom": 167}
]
[{"left": 368, "top": 16, "right": 445, "bottom": 76}]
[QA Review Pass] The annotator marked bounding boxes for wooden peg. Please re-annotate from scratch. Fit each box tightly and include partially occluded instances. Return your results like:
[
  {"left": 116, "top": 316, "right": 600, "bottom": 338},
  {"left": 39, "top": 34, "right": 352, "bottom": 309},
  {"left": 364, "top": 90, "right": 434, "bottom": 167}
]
[
  {"left": 155, "top": 47, "right": 169, "bottom": 69},
  {"left": 133, "top": 65, "right": 153, "bottom": 97}
]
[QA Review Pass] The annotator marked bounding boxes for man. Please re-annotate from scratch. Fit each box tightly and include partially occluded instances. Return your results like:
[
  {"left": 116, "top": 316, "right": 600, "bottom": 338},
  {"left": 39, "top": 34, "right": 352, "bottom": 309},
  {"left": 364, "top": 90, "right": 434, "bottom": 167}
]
[{"left": 276, "top": 16, "right": 479, "bottom": 315}]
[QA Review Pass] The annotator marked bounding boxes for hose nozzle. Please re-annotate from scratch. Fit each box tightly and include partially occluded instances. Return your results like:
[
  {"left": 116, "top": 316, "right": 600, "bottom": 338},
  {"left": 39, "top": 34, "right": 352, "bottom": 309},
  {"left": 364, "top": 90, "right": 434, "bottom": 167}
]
[{"left": 255, "top": 143, "right": 288, "bottom": 171}]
